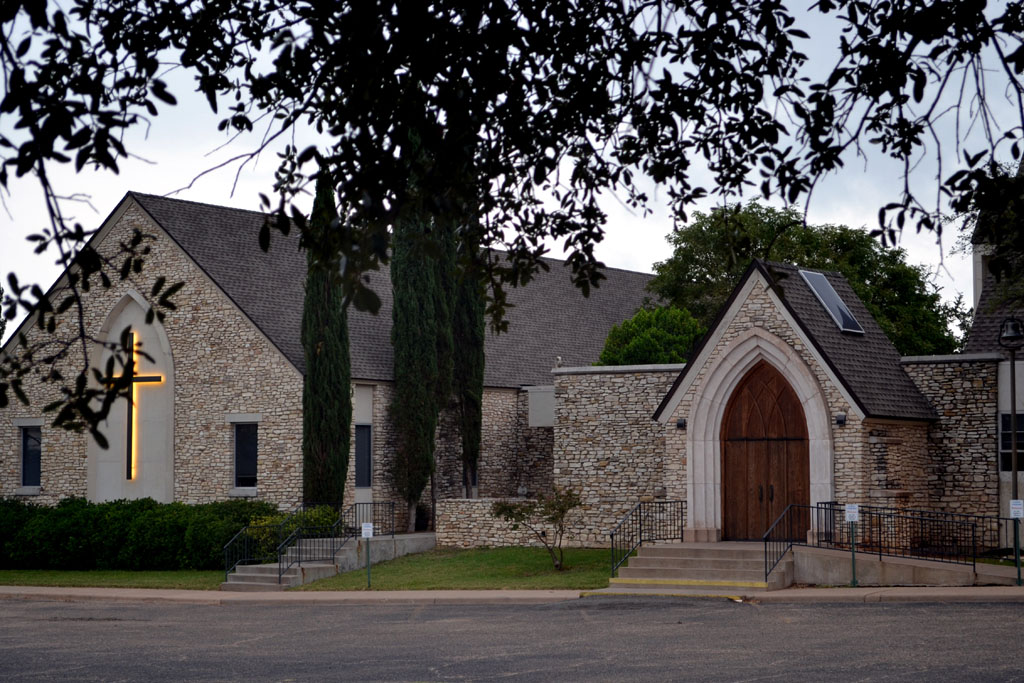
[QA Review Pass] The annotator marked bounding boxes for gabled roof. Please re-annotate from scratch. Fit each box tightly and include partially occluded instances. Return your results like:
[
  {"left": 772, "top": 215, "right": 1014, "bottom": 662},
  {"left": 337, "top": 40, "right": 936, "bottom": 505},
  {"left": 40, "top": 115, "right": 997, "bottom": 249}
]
[
  {"left": 130, "top": 192, "right": 651, "bottom": 387},
  {"left": 654, "top": 260, "right": 936, "bottom": 422}
]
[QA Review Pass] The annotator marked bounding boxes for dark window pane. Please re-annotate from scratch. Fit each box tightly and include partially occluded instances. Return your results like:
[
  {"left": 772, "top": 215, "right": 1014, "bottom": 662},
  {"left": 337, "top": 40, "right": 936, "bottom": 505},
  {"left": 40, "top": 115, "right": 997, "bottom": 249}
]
[
  {"left": 22, "top": 426, "right": 40, "bottom": 487},
  {"left": 355, "top": 425, "right": 372, "bottom": 488},
  {"left": 235, "top": 423, "right": 258, "bottom": 488},
  {"left": 998, "top": 413, "right": 1024, "bottom": 470}
]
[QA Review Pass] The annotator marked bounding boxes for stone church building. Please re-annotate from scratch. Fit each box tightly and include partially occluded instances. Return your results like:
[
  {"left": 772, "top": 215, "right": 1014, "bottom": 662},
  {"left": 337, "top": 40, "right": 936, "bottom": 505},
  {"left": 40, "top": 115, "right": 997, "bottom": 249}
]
[
  {"left": 2, "top": 191, "right": 1021, "bottom": 546},
  {"left": 0, "top": 192, "right": 650, "bottom": 529}
]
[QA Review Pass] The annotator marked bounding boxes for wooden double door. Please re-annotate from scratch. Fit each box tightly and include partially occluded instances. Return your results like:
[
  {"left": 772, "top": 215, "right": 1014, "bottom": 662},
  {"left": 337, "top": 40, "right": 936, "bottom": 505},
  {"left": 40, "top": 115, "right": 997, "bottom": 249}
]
[{"left": 721, "top": 361, "right": 810, "bottom": 541}]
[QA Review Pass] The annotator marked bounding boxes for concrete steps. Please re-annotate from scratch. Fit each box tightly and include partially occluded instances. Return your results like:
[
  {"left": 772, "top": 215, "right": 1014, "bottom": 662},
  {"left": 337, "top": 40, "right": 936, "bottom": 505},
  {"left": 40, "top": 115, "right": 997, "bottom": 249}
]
[
  {"left": 220, "top": 532, "right": 437, "bottom": 591},
  {"left": 220, "top": 562, "right": 341, "bottom": 591},
  {"left": 609, "top": 542, "right": 793, "bottom": 593}
]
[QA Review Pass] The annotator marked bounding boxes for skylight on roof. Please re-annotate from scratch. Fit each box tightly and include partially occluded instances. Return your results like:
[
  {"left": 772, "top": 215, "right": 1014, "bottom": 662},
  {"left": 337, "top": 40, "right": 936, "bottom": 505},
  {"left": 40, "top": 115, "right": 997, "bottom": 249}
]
[{"left": 798, "top": 270, "right": 865, "bottom": 334}]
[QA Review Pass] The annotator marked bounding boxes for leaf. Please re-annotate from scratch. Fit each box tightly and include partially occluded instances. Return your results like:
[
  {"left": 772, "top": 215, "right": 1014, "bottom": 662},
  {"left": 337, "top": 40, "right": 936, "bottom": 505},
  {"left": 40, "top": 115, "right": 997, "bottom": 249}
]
[
  {"left": 258, "top": 221, "right": 270, "bottom": 252},
  {"left": 151, "top": 80, "right": 177, "bottom": 106}
]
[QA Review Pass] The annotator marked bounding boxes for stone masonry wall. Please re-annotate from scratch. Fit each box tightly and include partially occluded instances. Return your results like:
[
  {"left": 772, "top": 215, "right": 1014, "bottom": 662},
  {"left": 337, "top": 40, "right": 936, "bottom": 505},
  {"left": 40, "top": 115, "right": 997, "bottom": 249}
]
[
  {"left": 0, "top": 202, "right": 304, "bottom": 509},
  {"left": 863, "top": 421, "right": 931, "bottom": 509},
  {"left": 552, "top": 368, "right": 680, "bottom": 546},
  {"left": 435, "top": 498, "right": 584, "bottom": 548},
  {"left": 903, "top": 359, "right": 999, "bottom": 516}
]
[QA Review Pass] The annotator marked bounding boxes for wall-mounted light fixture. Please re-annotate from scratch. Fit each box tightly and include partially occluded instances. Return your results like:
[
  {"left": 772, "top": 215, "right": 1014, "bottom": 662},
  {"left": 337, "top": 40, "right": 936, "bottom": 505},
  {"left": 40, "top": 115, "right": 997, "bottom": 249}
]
[
  {"left": 676, "top": 418, "right": 687, "bottom": 430},
  {"left": 835, "top": 413, "right": 847, "bottom": 427}
]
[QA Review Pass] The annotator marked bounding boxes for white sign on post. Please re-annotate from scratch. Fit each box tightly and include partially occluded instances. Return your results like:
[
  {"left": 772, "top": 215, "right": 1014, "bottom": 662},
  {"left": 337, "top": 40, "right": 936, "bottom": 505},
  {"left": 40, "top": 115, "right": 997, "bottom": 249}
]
[
  {"left": 1011, "top": 500, "right": 1024, "bottom": 520},
  {"left": 845, "top": 504, "right": 860, "bottom": 523},
  {"left": 361, "top": 522, "right": 374, "bottom": 538}
]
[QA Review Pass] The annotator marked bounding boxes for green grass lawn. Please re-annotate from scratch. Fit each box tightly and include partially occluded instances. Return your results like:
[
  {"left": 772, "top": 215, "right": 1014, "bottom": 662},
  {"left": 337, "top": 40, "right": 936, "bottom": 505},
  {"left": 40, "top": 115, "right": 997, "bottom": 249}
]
[
  {"left": 297, "top": 546, "right": 611, "bottom": 591},
  {"left": 0, "top": 570, "right": 224, "bottom": 591}
]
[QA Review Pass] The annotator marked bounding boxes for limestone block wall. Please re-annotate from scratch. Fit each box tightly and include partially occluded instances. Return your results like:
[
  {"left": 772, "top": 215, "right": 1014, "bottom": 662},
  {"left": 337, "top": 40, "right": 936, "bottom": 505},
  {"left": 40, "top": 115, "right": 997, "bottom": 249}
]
[
  {"left": 552, "top": 367, "right": 681, "bottom": 545},
  {"left": 863, "top": 422, "right": 931, "bottom": 509},
  {"left": 0, "top": 201, "right": 304, "bottom": 509},
  {"left": 903, "top": 358, "right": 999, "bottom": 516},
  {"left": 436, "top": 498, "right": 579, "bottom": 548}
]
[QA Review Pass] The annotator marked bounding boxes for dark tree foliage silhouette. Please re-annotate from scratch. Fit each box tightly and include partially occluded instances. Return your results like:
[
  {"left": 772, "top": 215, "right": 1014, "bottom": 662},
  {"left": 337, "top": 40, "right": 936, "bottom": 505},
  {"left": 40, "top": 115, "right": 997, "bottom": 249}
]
[
  {"left": 301, "top": 174, "right": 351, "bottom": 507},
  {"left": 2, "top": 1, "right": 1023, "bottom": 435},
  {"left": 452, "top": 254, "right": 486, "bottom": 497}
]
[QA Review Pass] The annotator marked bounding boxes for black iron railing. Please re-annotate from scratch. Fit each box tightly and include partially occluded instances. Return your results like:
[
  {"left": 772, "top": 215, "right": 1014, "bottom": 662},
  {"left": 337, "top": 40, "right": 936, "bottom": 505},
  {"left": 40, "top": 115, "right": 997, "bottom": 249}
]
[
  {"left": 610, "top": 500, "right": 684, "bottom": 576},
  {"left": 225, "top": 502, "right": 396, "bottom": 583},
  {"left": 223, "top": 520, "right": 290, "bottom": 581},
  {"left": 764, "top": 502, "right": 1015, "bottom": 581},
  {"left": 277, "top": 501, "right": 396, "bottom": 583}
]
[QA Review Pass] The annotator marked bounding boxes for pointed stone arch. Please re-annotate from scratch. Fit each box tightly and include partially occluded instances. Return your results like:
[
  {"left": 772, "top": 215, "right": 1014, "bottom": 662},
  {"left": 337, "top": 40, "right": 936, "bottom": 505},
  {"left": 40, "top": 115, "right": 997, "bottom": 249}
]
[
  {"left": 87, "top": 291, "right": 175, "bottom": 502},
  {"left": 684, "top": 327, "right": 832, "bottom": 541}
]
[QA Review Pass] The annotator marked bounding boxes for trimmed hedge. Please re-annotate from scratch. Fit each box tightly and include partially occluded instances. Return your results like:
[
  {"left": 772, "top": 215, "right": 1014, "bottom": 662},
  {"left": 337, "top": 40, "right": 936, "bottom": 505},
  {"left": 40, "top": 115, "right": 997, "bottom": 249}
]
[{"left": 0, "top": 497, "right": 277, "bottom": 570}]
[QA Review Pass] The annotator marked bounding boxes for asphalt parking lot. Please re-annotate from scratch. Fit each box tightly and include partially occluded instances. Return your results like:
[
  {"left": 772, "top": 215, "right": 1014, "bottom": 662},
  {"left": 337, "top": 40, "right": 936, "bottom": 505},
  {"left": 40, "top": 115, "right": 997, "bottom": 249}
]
[{"left": 2, "top": 597, "right": 1022, "bottom": 681}]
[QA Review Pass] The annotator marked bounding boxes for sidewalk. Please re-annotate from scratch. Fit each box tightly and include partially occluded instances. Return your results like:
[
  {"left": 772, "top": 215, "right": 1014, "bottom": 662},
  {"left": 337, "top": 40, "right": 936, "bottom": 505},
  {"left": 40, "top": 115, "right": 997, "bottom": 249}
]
[{"left": 1, "top": 584, "right": 1023, "bottom": 606}]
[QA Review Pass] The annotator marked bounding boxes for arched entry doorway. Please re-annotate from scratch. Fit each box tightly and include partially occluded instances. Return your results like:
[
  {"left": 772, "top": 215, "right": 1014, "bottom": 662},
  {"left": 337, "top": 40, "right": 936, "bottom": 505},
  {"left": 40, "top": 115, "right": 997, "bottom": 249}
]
[{"left": 721, "top": 360, "right": 809, "bottom": 540}]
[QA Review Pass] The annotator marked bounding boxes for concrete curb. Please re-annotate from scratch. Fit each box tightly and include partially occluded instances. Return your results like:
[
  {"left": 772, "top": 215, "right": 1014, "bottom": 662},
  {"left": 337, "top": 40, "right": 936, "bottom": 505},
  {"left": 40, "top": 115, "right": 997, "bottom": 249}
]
[
  {"left": 0, "top": 586, "right": 581, "bottom": 606},
  {"left": 2, "top": 584, "right": 1023, "bottom": 606},
  {"left": 581, "top": 585, "right": 1024, "bottom": 604}
]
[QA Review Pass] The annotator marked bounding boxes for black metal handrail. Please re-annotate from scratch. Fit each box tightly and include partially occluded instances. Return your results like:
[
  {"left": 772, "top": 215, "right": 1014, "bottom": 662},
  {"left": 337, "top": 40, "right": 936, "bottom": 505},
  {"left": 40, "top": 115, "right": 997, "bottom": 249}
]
[
  {"left": 277, "top": 501, "right": 396, "bottom": 583},
  {"left": 609, "top": 500, "right": 684, "bottom": 576},
  {"left": 223, "top": 520, "right": 289, "bottom": 581},
  {"left": 764, "top": 502, "right": 1015, "bottom": 581}
]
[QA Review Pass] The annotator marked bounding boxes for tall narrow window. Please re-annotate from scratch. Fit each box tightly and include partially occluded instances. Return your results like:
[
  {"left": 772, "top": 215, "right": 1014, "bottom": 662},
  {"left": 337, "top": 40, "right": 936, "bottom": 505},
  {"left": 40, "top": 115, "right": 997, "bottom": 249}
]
[
  {"left": 21, "top": 426, "right": 41, "bottom": 487},
  {"left": 999, "top": 413, "right": 1024, "bottom": 472},
  {"left": 355, "top": 424, "right": 372, "bottom": 488},
  {"left": 234, "top": 423, "right": 258, "bottom": 488}
]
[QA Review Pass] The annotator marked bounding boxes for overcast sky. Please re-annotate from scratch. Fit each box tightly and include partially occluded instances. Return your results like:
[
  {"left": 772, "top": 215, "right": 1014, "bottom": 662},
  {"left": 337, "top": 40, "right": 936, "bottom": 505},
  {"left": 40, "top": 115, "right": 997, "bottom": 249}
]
[{"left": 0, "top": 8, "right": 990, "bottom": 343}]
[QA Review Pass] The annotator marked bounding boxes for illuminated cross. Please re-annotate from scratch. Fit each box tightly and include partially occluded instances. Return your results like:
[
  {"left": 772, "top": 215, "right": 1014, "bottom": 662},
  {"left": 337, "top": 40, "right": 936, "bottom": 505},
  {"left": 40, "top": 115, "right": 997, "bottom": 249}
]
[{"left": 113, "top": 332, "right": 163, "bottom": 480}]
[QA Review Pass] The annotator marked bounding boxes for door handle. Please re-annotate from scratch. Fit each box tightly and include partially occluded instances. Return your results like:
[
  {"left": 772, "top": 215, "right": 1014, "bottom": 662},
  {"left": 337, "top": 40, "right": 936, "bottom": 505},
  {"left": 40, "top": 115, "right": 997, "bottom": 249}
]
[
  {"left": 758, "top": 485, "right": 763, "bottom": 502},
  {"left": 769, "top": 485, "right": 774, "bottom": 502}
]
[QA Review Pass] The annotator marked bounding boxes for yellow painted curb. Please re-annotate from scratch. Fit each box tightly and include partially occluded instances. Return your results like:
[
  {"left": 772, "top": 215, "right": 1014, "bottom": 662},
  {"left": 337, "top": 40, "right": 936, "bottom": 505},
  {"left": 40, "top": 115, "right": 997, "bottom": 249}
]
[
  {"left": 581, "top": 590, "right": 744, "bottom": 600},
  {"left": 610, "top": 577, "right": 768, "bottom": 588}
]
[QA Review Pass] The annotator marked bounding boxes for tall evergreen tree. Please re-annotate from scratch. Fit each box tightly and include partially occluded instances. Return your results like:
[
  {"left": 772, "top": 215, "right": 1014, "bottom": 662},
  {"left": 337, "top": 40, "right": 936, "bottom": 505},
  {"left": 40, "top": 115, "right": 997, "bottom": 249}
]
[
  {"left": 390, "top": 216, "right": 440, "bottom": 531},
  {"left": 452, "top": 257, "right": 486, "bottom": 497},
  {"left": 433, "top": 220, "right": 456, "bottom": 412},
  {"left": 301, "top": 174, "right": 352, "bottom": 506}
]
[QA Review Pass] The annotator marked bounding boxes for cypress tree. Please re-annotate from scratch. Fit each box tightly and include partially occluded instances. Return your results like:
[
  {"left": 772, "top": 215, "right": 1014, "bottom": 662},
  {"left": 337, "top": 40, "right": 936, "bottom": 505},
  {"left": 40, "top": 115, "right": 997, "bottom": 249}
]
[
  {"left": 433, "top": 220, "right": 456, "bottom": 413},
  {"left": 390, "top": 216, "right": 439, "bottom": 531},
  {"left": 452, "top": 257, "right": 485, "bottom": 497},
  {"left": 301, "top": 174, "right": 352, "bottom": 507}
]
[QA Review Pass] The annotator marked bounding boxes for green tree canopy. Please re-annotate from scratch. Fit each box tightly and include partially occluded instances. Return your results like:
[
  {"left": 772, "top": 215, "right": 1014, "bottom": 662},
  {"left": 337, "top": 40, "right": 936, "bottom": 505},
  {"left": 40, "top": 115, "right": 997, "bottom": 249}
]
[
  {"left": 649, "top": 202, "right": 967, "bottom": 356},
  {"left": 597, "top": 306, "right": 706, "bottom": 366}
]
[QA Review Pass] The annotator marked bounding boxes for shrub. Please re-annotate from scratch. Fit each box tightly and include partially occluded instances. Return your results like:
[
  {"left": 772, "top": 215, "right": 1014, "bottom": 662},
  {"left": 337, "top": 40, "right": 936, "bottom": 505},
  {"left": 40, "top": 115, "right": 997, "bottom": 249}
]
[
  {"left": 491, "top": 487, "right": 582, "bottom": 571},
  {"left": 0, "top": 497, "right": 278, "bottom": 570}
]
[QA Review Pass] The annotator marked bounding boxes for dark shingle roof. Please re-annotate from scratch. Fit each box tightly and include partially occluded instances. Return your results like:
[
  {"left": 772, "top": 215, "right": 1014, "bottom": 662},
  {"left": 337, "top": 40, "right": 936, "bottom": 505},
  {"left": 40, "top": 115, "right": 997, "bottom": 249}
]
[
  {"left": 963, "top": 264, "right": 1022, "bottom": 356},
  {"left": 759, "top": 261, "right": 935, "bottom": 421},
  {"left": 131, "top": 192, "right": 651, "bottom": 387},
  {"left": 654, "top": 260, "right": 936, "bottom": 422}
]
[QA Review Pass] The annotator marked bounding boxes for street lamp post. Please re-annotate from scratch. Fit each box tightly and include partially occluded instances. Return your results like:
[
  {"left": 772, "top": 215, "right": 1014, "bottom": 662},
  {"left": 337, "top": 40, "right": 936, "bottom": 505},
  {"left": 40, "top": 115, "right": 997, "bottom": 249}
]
[{"left": 999, "top": 317, "right": 1024, "bottom": 586}]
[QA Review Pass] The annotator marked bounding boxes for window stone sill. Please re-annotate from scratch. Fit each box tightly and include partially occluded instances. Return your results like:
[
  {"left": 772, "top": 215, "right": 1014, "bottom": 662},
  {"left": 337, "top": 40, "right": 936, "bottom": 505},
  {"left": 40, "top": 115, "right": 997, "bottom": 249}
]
[
  {"left": 228, "top": 487, "right": 258, "bottom": 498},
  {"left": 15, "top": 486, "right": 41, "bottom": 496}
]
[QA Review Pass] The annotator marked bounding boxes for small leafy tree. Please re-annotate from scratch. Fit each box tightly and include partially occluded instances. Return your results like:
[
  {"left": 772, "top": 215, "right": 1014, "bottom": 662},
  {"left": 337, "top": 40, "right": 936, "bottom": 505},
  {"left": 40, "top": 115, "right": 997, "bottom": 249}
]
[
  {"left": 491, "top": 487, "right": 582, "bottom": 571},
  {"left": 597, "top": 306, "right": 706, "bottom": 366}
]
